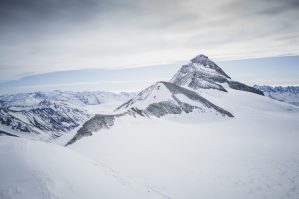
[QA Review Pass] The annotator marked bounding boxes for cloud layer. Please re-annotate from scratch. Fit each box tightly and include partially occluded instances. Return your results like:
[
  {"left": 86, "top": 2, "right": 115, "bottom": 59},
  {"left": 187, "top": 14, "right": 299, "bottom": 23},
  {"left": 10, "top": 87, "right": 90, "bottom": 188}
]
[{"left": 0, "top": 0, "right": 299, "bottom": 81}]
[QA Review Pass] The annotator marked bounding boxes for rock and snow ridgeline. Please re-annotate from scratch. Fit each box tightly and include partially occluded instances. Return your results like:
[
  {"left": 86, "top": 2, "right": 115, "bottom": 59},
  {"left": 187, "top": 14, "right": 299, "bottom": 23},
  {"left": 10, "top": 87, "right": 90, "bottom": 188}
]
[
  {"left": 170, "top": 55, "right": 263, "bottom": 95},
  {"left": 67, "top": 55, "right": 265, "bottom": 145}
]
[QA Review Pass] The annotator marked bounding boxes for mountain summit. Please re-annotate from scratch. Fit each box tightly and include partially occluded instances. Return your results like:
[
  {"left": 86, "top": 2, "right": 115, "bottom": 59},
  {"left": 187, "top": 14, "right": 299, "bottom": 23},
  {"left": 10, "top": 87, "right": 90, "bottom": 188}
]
[
  {"left": 66, "top": 54, "right": 265, "bottom": 145},
  {"left": 170, "top": 54, "right": 263, "bottom": 95},
  {"left": 115, "top": 81, "right": 233, "bottom": 118},
  {"left": 190, "top": 54, "right": 230, "bottom": 78}
]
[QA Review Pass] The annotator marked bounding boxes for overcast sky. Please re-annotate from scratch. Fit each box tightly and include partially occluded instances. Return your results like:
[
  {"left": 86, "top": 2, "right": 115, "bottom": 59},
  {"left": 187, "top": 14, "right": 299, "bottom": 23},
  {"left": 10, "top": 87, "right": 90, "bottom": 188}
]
[{"left": 0, "top": 0, "right": 299, "bottom": 82}]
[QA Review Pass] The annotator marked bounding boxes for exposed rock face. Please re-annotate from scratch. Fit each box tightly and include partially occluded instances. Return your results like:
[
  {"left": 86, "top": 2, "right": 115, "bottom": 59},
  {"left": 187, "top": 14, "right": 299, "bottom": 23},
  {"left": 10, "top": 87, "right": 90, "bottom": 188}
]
[
  {"left": 0, "top": 130, "right": 19, "bottom": 137},
  {"left": 170, "top": 54, "right": 264, "bottom": 95},
  {"left": 66, "top": 114, "right": 119, "bottom": 146},
  {"left": 228, "top": 81, "right": 264, "bottom": 95},
  {"left": 190, "top": 54, "right": 230, "bottom": 78},
  {"left": 0, "top": 109, "right": 33, "bottom": 133}
]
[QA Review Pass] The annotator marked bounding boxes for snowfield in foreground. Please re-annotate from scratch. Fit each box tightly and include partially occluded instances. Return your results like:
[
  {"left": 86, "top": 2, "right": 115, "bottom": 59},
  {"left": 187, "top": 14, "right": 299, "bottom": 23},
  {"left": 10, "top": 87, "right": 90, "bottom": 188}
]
[
  {"left": 0, "top": 137, "right": 164, "bottom": 199},
  {"left": 67, "top": 88, "right": 299, "bottom": 199}
]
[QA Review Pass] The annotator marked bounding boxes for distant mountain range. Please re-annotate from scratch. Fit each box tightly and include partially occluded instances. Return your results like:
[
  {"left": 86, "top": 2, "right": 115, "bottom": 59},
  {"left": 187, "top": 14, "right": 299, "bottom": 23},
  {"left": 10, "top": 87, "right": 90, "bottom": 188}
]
[
  {"left": 254, "top": 85, "right": 299, "bottom": 106},
  {"left": 0, "top": 91, "right": 134, "bottom": 141}
]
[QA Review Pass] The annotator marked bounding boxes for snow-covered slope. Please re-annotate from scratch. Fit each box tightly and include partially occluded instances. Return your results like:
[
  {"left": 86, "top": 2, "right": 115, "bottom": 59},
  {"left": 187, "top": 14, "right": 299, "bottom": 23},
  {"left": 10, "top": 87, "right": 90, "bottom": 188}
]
[
  {"left": 115, "top": 81, "right": 233, "bottom": 118},
  {"left": 0, "top": 91, "right": 135, "bottom": 141},
  {"left": 170, "top": 54, "right": 263, "bottom": 95},
  {"left": 254, "top": 85, "right": 299, "bottom": 106},
  {"left": 63, "top": 57, "right": 299, "bottom": 198},
  {"left": 68, "top": 86, "right": 299, "bottom": 199},
  {"left": 66, "top": 81, "right": 233, "bottom": 145},
  {"left": 0, "top": 136, "right": 164, "bottom": 199}
]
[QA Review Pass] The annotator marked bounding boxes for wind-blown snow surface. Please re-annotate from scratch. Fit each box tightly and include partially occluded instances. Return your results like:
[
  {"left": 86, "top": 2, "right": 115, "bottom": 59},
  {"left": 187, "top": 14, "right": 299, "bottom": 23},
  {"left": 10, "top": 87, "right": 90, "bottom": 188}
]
[
  {"left": 0, "top": 136, "right": 164, "bottom": 199},
  {"left": 67, "top": 87, "right": 299, "bottom": 199}
]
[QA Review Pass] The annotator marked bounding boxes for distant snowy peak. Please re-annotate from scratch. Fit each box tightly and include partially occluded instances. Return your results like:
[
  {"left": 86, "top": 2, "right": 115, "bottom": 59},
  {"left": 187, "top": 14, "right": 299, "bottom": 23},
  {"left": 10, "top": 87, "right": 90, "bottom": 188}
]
[
  {"left": 115, "top": 81, "right": 174, "bottom": 111},
  {"left": 0, "top": 99, "right": 90, "bottom": 141},
  {"left": 170, "top": 54, "right": 230, "bottom": 90},
  {"left": 0, "top": 90, "right": 135, "bottom": 108},
  {"left": 190, "top": 54, "right": 231, "bottom": 78},
  {"left": 254, "top": 85, "right": 299, "bottom": 94},
  {"left": 254, "top": 85, "right": 299, "bottom": 106},
  {"left": 115, "top": 81, "right": 233, "bottom": 118},
  {"left": 170, "top": 54, "right": 263, "bottom": 95}
]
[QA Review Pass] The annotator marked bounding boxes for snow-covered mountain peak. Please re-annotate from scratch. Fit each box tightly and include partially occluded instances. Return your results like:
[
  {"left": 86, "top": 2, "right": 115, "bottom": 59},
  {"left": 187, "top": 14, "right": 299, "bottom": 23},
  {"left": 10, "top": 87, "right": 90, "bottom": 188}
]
[
  {"left": 191, "top": 54, "right": 209, "bottom": 62},
  {"left": 115, "top": 81, "right": 233, "bottom": 118},
  {"left": 170, "top": 54, "right": 263, "bottom": 95},
  {"left": 190, "top": 54, "right": 230, "bottom": 78},
  {"left": 169, "top": 55, "right": 231, "bottom": 91},
  {"left": 190, "top": 54, "right": 225, "bottom": 74},
  {"left": 114, "top": 81, "right": 173, "bottom": 112}
]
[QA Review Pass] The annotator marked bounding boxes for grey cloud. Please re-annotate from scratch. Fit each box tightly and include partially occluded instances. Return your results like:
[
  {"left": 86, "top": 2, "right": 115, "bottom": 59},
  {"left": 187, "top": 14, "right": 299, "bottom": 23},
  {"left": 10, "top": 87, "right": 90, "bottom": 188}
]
[
  {"left": 0, "top": 0, "right": 298, "bottom": 81},
  {"left": 0, "top": 0, "right": 103, "bottom": 23},
  {"left": 222, "top": 0, "right": 299, "bottom": 16},
  {"left": 258, "top": 0, "right": 299, "bottom": 15}
]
